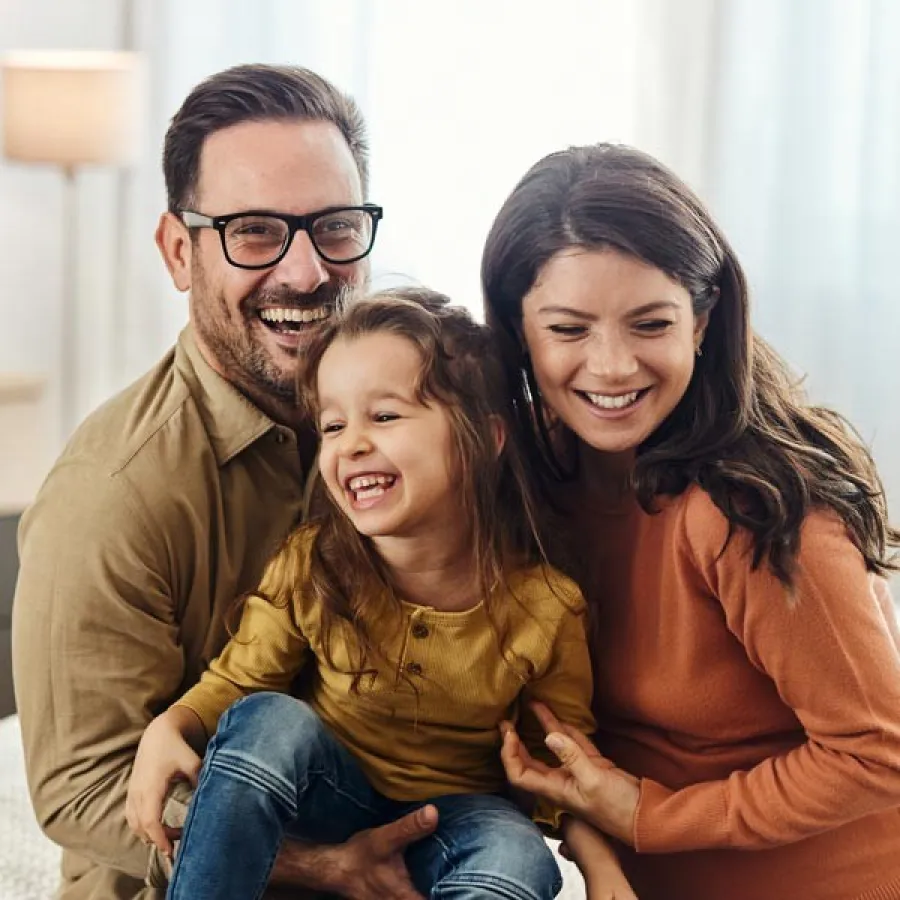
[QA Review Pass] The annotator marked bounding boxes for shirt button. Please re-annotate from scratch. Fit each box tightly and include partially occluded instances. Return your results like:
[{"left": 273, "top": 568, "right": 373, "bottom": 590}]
[
  {"left": 411, "top": 622, "right": 429, "bottom": 639},
  {"left": 406, "top": 662, "right": 423, "bottom": 676},
  {"left": 274, "top": 431, "right": 288, "bottom": 444}
]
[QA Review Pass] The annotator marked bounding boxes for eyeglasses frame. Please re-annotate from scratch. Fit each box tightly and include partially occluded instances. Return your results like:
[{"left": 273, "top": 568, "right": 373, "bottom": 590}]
[{"left": 178, "top": 204, "right": 384, "bottom": 269}]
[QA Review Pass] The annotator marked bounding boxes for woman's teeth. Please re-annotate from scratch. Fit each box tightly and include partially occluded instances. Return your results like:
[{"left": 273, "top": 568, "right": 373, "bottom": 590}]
[{"left": 584, "top": 390, "right": 641, "bottom": 409}]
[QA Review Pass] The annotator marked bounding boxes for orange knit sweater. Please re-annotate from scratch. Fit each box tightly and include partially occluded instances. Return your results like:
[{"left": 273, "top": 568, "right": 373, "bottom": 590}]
[{"left": 570, "top": 485, "right": 900, "bottom": 900}]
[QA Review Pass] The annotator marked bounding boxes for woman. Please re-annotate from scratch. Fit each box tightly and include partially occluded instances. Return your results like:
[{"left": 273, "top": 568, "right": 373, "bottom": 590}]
[{"left": 483, "top": 143, "right": 900, "bottom": 900}]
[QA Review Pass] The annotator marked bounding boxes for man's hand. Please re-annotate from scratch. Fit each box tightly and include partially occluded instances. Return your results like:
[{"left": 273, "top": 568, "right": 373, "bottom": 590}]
[
  {"left": 270, "top": 804, "right": 439, "bottom": 900},
  {"left": 501, "top": 702, "right": 640, "bottom": 845}
]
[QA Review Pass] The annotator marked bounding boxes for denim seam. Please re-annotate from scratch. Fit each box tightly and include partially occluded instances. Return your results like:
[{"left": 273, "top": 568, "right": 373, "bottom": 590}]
[{"left": 434, "top": 870, "right": 559, "bottom": 900}]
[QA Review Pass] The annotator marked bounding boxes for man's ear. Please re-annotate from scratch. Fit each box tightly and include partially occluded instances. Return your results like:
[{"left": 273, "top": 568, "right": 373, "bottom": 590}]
[
  {"left": 155, "top": 211, "right": 192, "bottom": 293},
  {"left": 489, "top": 415, "right": 507, "bottom": 457}
]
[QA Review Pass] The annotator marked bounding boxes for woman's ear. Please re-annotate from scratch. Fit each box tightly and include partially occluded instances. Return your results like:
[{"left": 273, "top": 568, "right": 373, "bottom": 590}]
[
  {"left": 693, "top": 310, "right": 710, "bottom": 354},
  {"left": 155, "top": 211, "right": 193, "bottom": 293}
]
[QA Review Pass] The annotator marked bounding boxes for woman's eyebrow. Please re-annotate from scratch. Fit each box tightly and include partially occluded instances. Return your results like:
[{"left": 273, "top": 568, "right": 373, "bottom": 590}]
[
  {"left": 534, "top": 299, "right": 681, "bottom": 317},
  {"left": 626, "top": 300, "right": 682, "bottom": 316},
  {"left": 533, "top": 304, "right": 595, "bottom": 317}
]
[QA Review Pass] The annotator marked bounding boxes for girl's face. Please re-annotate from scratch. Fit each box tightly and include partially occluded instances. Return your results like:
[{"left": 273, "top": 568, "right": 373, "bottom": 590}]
[
  {"left": 316, "top": 332, "right": 463, "bottom": 550},
  {"left": 521, "top": 248, "right": 707, "bottom": 462}
]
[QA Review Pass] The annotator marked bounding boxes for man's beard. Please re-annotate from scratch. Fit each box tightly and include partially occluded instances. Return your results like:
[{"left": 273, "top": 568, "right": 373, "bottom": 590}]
[{"left": 193, "top": 275, "right": 355, "bottom": 405}]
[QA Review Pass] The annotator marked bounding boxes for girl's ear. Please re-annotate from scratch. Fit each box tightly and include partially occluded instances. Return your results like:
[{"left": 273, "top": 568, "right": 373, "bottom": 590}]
[{"left": 489, "top": 415, "right": 507, "bottom": 457}]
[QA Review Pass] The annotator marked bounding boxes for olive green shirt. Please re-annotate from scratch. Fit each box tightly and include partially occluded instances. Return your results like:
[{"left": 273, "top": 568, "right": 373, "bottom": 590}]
[{"left": 12, "top": 327, "right": 307, "bottom": 899}]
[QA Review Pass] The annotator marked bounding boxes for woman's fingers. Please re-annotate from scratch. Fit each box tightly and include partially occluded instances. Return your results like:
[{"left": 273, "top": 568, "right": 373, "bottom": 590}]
[
  {"left": 545, "top": 732, "right": 603, "bottom": 788},
  {"left": 500, "top": 723, "right": 554, "bottom": 776},
  {"left": 560, "top": 723, "right": 611, "bottom": 763},
  {"left": 530, "top": 701, "right": 564, "bottom": 735}
]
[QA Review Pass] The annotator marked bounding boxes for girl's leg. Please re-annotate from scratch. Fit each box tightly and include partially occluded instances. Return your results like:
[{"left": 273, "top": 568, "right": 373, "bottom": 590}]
[
  {"left": 166, "top": 692, "right": 390, "bottom": 900},
  {"left": 404, "top": 794, "right": 562, "bottom": 900}
]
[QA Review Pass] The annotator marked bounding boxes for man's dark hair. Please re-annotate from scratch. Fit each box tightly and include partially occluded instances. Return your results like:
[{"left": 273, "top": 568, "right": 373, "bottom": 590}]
[{"left": 162, "top": 63, "right": 369, "bottom": 212}]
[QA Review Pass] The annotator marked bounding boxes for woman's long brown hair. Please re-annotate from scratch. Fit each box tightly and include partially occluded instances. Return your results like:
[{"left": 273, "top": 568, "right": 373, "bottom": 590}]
[{"left": 482, "top": 143, "right": 899, "bottom": 584}]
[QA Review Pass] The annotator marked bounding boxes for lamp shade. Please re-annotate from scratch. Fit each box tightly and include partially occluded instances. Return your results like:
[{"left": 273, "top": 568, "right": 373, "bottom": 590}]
[{"left": 1, "top": 50, "right": 144, "bottom": 166}]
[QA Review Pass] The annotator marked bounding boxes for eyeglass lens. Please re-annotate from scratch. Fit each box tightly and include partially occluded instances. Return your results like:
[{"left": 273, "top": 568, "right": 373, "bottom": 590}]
[{"left": 223, "top": 209, "right": 375, "bottom": 265}]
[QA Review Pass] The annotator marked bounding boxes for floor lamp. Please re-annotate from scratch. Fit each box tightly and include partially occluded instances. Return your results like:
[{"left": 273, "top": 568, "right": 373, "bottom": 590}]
[{"left": 1, "top": 50, "right": 143, "bottom": 440}]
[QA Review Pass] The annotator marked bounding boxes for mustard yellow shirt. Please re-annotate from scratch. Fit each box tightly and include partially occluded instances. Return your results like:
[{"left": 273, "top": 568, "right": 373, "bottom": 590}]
[{"left": 177, "top": 526, "right": 595, "bottom": 823}]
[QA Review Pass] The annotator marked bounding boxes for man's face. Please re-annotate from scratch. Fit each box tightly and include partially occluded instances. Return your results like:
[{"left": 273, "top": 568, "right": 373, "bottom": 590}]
[{"left": 161, "top": 119, "right": 369, "bottom": 407}]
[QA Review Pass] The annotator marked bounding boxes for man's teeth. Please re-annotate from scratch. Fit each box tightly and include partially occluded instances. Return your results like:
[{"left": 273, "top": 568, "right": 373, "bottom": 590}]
[
  {"left": 584, "top": 390, "right": 641, "bottom": 409},
  {"left": 258, "top": 306, "right": 329, "bottom": 324}
]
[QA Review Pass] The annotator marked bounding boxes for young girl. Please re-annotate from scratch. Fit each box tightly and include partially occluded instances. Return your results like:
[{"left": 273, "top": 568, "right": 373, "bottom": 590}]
[
  {"left": 482, "top": 143, "right": 900, "bottom": 900},
  {"left": 125, "top": 290, "right": 632, "bottom": 900}
]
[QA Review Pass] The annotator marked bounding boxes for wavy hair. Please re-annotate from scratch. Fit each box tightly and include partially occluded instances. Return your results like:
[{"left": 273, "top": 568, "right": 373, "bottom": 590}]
[
  {"left": 482, "top": 143, "right": 898, "bottom": 584},
  {"left": 281, "top": 288, "right": 551, "bottom": 687}
]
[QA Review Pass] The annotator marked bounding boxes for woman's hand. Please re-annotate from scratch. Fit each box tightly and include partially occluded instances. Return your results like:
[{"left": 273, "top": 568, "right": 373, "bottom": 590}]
[
  {"left": 125, "top": 707, "right": 205, "bottom": 857},
  {"left": 561, "top": 817, "right": 639, "bottom": 900},
  {"left": 500, "top": 701, "right": 641, "bottom": 845}
]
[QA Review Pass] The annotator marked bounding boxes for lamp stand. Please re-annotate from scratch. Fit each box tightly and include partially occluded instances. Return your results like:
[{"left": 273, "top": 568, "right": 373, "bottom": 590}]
[{"left": 60, "top": 165, "right": 78, "bottom": 441}]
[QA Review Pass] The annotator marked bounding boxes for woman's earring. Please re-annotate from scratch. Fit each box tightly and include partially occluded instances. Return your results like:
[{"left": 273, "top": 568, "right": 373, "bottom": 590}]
[{"left": 695, "top": 345, "right": 703, "bottom": 358}]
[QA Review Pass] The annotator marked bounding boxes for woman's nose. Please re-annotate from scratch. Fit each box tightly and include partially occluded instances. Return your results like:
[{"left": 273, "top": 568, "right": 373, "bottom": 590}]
[{"left": 585, "top": 333, "right": 639, "bottom": 380}]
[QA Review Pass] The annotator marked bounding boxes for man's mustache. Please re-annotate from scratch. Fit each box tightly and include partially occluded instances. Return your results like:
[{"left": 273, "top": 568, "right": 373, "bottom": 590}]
[{"left": 246, "top": 281, "right": 357, "bottom": 313}]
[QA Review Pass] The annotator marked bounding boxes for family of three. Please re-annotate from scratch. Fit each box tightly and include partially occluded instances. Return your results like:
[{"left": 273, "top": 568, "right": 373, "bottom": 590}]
[{"left": 12, "top": 62, "right": 900, "bottom": 900}]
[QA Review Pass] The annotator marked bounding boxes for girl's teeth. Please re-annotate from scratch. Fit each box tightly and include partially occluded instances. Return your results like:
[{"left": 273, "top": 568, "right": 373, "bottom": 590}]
[
  {"left": 584, "top": 390, "right": 640, "bottom": 409},
  {"left": 348, "top": 474, "right": 395, "bottom": 491},
  {"left": 356, "top": 485, "right": 386, "bottom": 502}
]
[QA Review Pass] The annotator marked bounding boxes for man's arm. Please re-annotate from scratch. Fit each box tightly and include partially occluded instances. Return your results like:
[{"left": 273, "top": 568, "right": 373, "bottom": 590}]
[{"left": 12, "top": 463, "right": 182, "bottom": 878}]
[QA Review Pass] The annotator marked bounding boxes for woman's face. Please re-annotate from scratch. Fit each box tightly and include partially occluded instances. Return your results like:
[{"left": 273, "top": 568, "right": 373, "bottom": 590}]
[{"left": 521, "top": 248, "right": 707, "bottom": 460}]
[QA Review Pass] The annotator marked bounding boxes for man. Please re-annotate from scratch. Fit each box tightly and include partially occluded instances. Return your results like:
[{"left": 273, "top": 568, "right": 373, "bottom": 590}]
[{"left": 12, "top": 64, "right": 435, "bottom": 900}]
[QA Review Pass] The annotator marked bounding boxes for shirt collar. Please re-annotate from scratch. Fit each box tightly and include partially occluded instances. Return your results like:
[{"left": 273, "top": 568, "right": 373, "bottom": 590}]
[{"left": 175, "top": 325, "right": 281, "bottom": 466}]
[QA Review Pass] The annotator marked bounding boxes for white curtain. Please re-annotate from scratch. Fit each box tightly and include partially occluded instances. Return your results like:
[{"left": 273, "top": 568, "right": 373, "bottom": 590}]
[
  {"left": 124, "top": 0, "right": 717, "bottom": 373},
  {"left": 706, "top": 0, "right": 900, "bottom": 508}
]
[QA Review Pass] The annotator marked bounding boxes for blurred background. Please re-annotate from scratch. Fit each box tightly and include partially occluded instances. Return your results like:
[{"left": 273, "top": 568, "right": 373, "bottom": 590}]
[{"left": 1, "top": 0, "right": 899, "bottom": 516}]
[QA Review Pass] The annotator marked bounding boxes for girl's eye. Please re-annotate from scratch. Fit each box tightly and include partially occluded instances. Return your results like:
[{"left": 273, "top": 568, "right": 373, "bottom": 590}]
[
  {"left": 373, "top": 412, "right": 399, "bottom": 423},
  {"left": 634, "top": 319, "right": 674, "bottom": 334},
  {"left": 320, "top": 422, "right": 344, "bottom": 435},
  {"left": 548, "top": 324, "right": 588, "bottom": 337}
]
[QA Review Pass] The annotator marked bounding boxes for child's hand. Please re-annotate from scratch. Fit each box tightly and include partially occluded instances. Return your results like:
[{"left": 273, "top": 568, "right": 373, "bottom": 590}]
[
  {"left": 500, "top": 701, "right": 640, "bottom": 845},
  {"left": 125, "top": 708, "right": 204, "bottom": 857},
  {"left": 561, "top": 817, "right": 639, "bottom": 900}
]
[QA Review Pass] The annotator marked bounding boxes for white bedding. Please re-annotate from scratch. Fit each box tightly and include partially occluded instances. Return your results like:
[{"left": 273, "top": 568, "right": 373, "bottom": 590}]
[
  {"left": 0, "top": 714, "right": 586, "bottom": 899},
  {"left": 0, "top": 715, "right": 61, "bottom": 899}
]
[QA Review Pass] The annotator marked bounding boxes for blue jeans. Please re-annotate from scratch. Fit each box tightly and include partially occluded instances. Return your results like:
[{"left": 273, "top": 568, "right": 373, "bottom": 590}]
[{"left": 167, "top": 692, "right": 562, "bottom": 900}]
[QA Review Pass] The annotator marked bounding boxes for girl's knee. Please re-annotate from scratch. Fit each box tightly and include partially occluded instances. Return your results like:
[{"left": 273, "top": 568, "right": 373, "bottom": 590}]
[
  {"left": 434, "top": 802, "right": 562, "bottom": 899},
  {"left": 218, "top": 693, "right": 324, "bottom": 751}
]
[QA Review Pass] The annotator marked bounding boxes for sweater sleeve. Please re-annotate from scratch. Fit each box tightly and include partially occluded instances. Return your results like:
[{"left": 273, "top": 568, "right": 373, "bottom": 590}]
[
  {"left": 174, "top": 533, "right": 312, "bottom": 737},
  {"left": 634, "top": 500, "right": 900, "bottom": 853}
]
